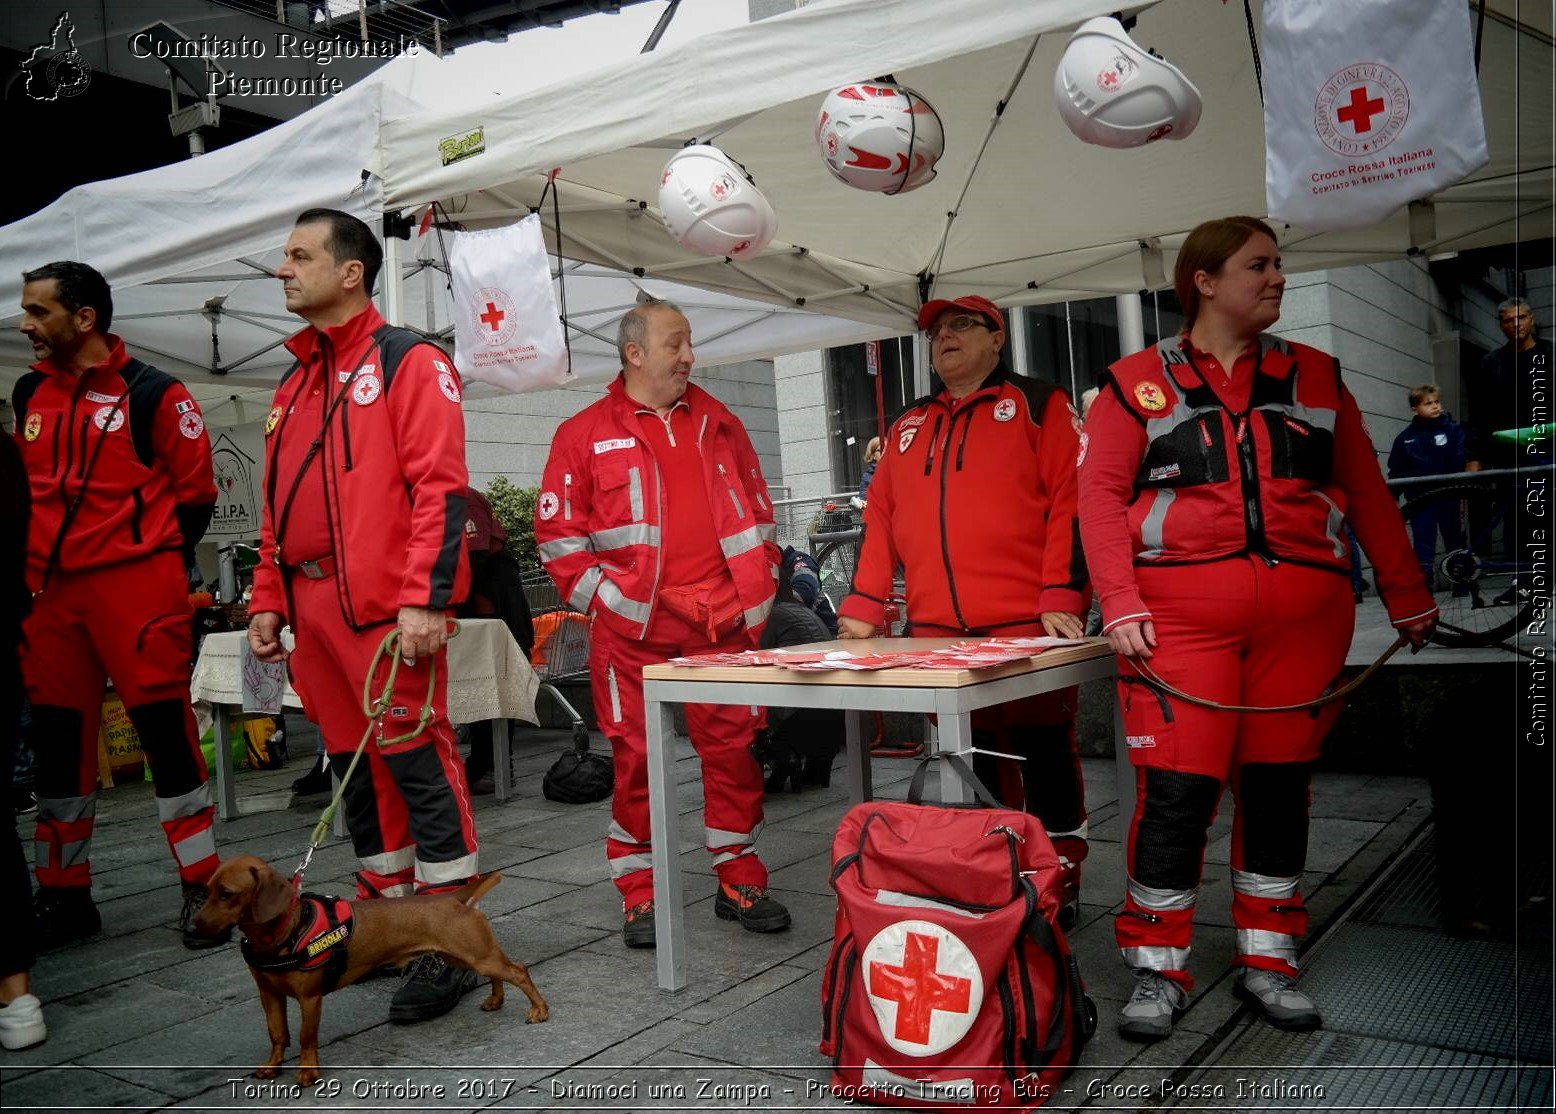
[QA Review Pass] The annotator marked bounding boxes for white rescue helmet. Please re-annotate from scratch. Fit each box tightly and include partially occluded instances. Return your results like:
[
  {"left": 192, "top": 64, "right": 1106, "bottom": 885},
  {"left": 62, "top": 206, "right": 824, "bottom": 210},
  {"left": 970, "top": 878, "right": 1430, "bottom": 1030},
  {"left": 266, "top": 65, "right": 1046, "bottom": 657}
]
[
  {"left": 1053, "top": 17, "right": 1202, "bottom": 148},
  {"left": 816, "top": 83, "right": 945, "bottom": 195},
  {"left": 657, "top": 145, "right": 777, "bottom": 259}
]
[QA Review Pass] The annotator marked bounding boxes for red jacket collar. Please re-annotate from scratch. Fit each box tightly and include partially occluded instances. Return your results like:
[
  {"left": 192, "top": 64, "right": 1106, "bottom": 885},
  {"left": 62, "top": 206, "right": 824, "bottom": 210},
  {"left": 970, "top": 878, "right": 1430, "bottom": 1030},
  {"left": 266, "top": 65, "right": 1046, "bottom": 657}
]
[
  {"left": 606, "top": 374, "right": 725, "bottom": 425},
  {"left": 284, "top": 303, "right": 385, "bottom": 365},
  {"left": 935, "top": 360, "right": 1012, "bottom": 409},
  {"left": 31, "top": 333, "right": 132, "bottom": 384},
  {"left": 1170, "top": 334, "right": 1292, "bottom": 388}
]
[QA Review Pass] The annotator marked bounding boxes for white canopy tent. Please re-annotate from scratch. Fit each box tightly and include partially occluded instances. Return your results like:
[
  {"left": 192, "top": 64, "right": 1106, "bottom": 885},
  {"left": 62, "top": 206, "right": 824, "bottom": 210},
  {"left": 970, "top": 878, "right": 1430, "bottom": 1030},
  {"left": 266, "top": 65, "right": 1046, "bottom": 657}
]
[
  {"left": 0, "top": 22, "right": 892, "bottom": 404},
  {"left": 377, "top": 0, "right": 1553, "bottom": 333}
]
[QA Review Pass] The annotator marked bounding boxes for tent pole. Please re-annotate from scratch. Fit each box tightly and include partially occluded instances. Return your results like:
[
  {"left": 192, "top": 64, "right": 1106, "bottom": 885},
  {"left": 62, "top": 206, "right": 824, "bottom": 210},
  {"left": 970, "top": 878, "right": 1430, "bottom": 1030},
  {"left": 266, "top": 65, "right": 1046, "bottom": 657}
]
[
  {"left": 1116, "top": 293, "right": 1145, "bottom": 359},
  {"left": 382, "top": 231, "right": 403, "bottom": 326}
]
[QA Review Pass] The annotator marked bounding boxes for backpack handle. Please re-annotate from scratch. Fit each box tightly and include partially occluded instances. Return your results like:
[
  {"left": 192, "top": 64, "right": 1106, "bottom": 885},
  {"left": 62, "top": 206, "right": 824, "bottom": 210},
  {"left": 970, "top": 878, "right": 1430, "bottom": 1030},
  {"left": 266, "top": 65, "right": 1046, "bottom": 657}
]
[{"left": 907, "top": 752, "right": 1000, "bottom": 808}]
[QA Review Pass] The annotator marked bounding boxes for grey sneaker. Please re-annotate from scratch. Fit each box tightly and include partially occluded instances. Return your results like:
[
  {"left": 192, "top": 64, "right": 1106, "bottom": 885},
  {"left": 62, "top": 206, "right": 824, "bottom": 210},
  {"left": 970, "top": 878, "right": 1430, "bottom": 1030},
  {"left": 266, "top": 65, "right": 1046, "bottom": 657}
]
[
  {"left": 1118, "top": 968, "right": 1187, "bottom": 1042},
  {"left": 1234, "top": 968, "right": 1322, "bottom": 1031}
]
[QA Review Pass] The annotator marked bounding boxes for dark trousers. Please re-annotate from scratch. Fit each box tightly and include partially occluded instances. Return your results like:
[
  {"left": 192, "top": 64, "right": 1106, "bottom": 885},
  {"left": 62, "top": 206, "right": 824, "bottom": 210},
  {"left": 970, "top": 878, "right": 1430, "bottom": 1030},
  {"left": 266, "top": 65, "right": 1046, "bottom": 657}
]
[{"left": 2, "top": 639, "right": 34, "bottom": 978}]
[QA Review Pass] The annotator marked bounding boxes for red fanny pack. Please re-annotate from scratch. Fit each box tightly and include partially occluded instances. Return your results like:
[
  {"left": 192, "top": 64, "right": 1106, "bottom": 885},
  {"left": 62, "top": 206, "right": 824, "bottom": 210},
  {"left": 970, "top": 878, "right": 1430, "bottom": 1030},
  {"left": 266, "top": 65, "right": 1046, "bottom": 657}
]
[{"left": 657, "top": 576, "right": 743, "bottom": 641}]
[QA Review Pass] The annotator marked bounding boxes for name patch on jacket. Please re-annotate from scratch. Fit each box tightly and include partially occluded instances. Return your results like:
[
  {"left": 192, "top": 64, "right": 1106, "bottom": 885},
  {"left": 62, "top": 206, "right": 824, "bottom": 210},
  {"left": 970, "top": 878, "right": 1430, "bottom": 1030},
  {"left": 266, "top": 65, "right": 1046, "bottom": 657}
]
[
  {"left": 1147, "top": 463, "right": 1181, "bottom": 482},
  {"left": 85, "top": 390, "right": 120, "bottom": 404},
  {"left": 594, "top": 437, "right": 636, "bottom": 454}
]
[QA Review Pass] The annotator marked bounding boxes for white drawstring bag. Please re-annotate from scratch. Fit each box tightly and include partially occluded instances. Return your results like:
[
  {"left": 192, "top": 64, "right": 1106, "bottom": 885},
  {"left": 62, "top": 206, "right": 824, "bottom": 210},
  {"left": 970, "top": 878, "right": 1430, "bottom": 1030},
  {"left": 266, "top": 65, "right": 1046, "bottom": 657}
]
[
  {"left": 448, "top": 214, "right": 572, "bottom": 393},
  {"left": 1262, "top": 0, "right": 1489, "bottom": 232}
]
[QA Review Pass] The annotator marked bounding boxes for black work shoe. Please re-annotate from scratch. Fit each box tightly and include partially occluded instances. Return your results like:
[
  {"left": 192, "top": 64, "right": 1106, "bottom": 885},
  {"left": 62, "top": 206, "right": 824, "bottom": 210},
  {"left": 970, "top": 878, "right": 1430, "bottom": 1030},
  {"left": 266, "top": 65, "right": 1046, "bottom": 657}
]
[
  {"left": 291, "top": 754, "right": 333, "bottom": 796},
  {"left": 180, "top": 882, "right": 231, "bottom": 949},
  {"left": 33, "top": 886, "right": 101, "bottom": 949},
  {"left": 389, "top": 954, "right": 478, "bottom": 1023},
  {"left": 623, "top": 900, "right": 656, "bottom": 948},
  {"left": 714, "top": 883, "right": 791, "bottom": 933}
]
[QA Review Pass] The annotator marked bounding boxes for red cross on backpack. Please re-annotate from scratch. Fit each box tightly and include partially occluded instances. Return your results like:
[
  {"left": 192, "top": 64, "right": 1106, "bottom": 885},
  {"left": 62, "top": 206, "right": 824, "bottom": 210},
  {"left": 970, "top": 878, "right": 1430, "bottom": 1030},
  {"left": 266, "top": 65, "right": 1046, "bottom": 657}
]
[{"left": 819, "top": 756, "right": 1096, "bottom": 1109}]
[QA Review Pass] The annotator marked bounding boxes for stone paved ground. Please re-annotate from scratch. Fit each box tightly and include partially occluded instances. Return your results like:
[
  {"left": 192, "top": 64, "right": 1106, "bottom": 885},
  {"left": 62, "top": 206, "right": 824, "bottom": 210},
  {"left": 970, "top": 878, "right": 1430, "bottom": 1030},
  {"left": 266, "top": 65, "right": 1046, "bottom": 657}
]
[{"left": 3, "top": 722, "right": 1439, "bottom": 1113}]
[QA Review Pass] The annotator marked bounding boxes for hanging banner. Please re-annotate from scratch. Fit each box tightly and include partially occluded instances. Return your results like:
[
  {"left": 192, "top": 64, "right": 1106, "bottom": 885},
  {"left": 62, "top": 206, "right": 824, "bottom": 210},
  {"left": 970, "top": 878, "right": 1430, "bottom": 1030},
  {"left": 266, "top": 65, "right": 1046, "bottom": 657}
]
[
  {"left": 1262, "top": 0, "right": 1488, "bottom": 232},
  {"left": 206, "top": 429, "right": 261, "bottom": 539},
  {"left": 448, "top": 215, "right": 572, "bottom": 394}
]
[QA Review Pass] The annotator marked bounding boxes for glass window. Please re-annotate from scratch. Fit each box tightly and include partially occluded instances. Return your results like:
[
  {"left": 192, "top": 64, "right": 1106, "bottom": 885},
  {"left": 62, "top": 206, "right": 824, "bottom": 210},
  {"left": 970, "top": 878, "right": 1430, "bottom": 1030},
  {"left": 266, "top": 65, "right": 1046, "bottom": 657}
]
[{"left": 823, "top": 337, "right": 918, "bottom": 490}]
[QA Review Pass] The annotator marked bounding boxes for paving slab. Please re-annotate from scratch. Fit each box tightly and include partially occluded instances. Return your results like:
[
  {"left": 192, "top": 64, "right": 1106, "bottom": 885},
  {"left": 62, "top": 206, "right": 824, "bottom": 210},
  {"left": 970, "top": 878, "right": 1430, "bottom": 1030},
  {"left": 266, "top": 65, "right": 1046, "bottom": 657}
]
[{"left": 0, "top": 1066, "right": 175, "bottom": 1113}]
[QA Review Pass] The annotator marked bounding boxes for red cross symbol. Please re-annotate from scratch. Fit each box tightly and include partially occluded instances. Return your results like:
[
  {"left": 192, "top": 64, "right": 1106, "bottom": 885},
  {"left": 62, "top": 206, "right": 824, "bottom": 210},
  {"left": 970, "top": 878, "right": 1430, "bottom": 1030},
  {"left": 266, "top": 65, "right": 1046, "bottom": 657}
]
[
  {"left": 868, "top": 931, "right": 973, "bottom": 1044},
  {"left": 479, "top": 301, "right": 506, "bottom": 331},
  {"left": 1336, "top": 85, "right": 1386, "bottom": 135}
]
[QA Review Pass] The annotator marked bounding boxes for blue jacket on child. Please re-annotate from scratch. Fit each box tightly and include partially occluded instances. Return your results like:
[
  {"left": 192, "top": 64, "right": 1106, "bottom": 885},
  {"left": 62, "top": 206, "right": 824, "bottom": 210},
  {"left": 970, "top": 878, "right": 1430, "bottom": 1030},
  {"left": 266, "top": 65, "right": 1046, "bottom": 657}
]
[{"left": 1387, "top": 412, "right": 1467, "bottom": 480}]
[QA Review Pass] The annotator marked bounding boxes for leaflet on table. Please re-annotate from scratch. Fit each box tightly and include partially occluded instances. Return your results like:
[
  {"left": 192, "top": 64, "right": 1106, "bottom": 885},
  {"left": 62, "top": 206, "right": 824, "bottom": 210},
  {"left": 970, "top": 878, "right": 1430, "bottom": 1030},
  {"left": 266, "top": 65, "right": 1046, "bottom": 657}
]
[{"left": 667, "top": 637, "right": 1084, "bottom": 671}]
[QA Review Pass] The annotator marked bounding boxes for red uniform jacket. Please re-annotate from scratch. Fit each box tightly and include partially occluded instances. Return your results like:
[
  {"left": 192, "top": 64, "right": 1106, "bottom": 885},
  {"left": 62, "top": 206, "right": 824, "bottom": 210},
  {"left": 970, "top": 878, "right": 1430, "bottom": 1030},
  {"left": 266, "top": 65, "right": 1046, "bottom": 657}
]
[
  {"left": 535, "top": 377, "right": 778, "bottom": 642},
  {"left": 1079, "top": 334, "right": 1437, "bottom": 632},
  {"left": 12, "top": 335, "right": 215, "bottom": 587},
  {"left": 249, "top": 305, "right": 470, "bottom": 630},
  {"left": 840, "top": 364, "right": 1088, "bottom": 634}
]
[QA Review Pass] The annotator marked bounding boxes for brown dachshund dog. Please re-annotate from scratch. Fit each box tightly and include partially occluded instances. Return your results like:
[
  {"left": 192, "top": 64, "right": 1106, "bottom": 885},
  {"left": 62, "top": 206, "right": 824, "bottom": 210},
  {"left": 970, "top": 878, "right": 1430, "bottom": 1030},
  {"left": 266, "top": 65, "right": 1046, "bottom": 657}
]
[{"left": 193, "top": 854, "right": 548, "bottom": 1085}]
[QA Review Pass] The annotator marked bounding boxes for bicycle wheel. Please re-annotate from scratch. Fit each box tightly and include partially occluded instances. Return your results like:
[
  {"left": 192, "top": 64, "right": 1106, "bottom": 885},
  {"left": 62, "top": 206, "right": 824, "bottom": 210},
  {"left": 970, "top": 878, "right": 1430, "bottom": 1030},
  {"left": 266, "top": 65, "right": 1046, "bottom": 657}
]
[
  {"left": 1395, "top": 483, "right": 1535, "bottom": 647},
  {"left": 813, "top": 537, "right": 860, "bottom": 611}
]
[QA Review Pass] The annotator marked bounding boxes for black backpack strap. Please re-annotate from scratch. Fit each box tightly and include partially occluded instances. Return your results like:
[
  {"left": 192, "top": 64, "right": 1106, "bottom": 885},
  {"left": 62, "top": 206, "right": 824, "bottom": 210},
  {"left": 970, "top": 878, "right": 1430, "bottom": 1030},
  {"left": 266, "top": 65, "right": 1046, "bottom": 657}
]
[
  {"left": 123, "top": 359, "right": 177, "bottom": 469},
  {"left": 907, "top": 752, "right": 1000, "bottom": 807},
  {"left": 372, "top": 324, "right": 446, "bottom": 393},
  {"left": 11, "top": 372, "right": 43, "bottom": 426}
]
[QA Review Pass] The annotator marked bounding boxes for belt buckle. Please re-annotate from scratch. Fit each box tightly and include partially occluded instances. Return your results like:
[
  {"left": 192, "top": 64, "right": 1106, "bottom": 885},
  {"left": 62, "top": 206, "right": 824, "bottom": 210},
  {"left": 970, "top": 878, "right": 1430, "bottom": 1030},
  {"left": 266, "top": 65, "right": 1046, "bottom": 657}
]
[{"left": 298, "top": 560, "right": 326, "bottom": 580}]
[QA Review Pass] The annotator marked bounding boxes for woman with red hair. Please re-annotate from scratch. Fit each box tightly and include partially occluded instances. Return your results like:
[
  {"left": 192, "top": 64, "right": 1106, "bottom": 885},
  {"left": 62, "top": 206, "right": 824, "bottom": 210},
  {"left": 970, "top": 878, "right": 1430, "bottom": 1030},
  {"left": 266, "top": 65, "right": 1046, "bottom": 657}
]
[{"left": 1079, "top": 216, "right": 1436, "bottom": 1041}]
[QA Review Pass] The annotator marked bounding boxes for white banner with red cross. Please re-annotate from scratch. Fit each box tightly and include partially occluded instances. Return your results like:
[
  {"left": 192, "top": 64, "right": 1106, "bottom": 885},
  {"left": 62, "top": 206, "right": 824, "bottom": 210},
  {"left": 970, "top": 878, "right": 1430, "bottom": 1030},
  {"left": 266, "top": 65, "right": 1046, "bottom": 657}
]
[
  {"left": 447, "top": 214, "right": 573, "bottom": 393},
  {"left": 1262, "top": 0, "right": 1488, "bottom": 232}
]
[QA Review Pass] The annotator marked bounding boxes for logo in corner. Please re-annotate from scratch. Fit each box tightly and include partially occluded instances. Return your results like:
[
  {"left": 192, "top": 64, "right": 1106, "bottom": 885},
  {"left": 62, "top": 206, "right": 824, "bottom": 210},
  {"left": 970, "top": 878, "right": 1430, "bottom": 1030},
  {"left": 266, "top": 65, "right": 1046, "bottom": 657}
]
[
  {"left": 537, "top": 491, "right": 560, "bottom": 521},
  {"left": 20, "top": 13, "right": 91, "bottom": 102}
]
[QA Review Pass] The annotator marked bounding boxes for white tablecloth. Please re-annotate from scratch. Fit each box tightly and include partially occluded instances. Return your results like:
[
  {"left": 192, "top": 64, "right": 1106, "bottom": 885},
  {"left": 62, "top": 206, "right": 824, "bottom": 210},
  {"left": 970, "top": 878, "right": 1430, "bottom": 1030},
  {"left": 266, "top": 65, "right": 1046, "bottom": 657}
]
[{"left": 190, "top": 619, "right": 539, "bottom": 725}]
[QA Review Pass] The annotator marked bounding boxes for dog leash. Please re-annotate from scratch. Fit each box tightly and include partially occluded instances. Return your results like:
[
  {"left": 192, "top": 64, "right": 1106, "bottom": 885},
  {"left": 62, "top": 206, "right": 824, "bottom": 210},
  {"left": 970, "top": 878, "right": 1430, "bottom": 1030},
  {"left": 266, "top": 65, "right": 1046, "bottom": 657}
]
[
  {"left": 1128, "top": 632, "right": 1410, "bottom": 714},
  {"left": 292, "top": 622, "right": 460, "bottom": 882}
]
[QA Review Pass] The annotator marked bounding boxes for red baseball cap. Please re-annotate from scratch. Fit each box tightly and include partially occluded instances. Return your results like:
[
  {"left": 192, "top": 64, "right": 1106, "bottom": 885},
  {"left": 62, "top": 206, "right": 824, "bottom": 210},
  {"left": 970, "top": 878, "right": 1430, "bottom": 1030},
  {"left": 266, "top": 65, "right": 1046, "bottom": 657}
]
[{"left": 917, "top": 294, "right": 1005, "bottom": 334}]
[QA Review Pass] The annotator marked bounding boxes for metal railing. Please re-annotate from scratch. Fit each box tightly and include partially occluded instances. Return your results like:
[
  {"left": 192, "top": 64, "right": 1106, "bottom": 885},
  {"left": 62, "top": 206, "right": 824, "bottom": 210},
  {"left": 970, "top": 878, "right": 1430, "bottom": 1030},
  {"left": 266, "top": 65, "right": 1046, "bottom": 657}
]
[{"left": 770, "top": 492, "right": 857, "bottom": 552}]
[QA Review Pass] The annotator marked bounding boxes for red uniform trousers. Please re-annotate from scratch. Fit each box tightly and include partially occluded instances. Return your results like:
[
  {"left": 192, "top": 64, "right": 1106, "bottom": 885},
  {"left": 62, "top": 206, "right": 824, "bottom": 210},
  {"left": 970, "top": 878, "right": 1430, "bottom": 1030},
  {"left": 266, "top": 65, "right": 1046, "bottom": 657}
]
[
  {"left": 24, "top": 550, "right": 218, "bottom": 889},
  {"left": 1115, "top": 557, "right": 1352, "bottom": 991},
  {"left": 950, "top": 623, "right": 1088, "bottom": 904},
  {"left": 287, "top": 573, "right": 477, "bottom": 898},
  {"left": 591, "top": 607, "right": 767, "bottom": 908}
]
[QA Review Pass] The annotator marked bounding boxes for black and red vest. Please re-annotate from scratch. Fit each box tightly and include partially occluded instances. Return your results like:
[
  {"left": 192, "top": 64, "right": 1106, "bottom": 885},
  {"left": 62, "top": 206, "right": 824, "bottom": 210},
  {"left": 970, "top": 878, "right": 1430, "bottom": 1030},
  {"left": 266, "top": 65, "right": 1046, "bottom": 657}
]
[
  {"left": 241, "top": 893, "right": 354, "bottom": 990},
  {"left": 1104, "top": 334, "right": 1350, "bottom": 573}
]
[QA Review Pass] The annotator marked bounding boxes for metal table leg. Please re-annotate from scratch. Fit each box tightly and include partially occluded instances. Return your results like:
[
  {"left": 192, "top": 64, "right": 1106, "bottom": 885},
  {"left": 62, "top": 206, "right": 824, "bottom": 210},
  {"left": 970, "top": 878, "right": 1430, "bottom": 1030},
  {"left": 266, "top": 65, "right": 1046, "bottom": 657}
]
[
  {"left": 844, "top": 709, "right": 872, "bottom": 803},
  {"left": 936, "top": 712, "right": 974, "bottom": 804},
  {"left": 212, "top": 703, "right": 238, "bottom": 821},
  {"left": 493, "top": 720, "right": 512, "bottom": 802},
  {"left": 645, "top": 694, "right": 685, "bottom": 992}
]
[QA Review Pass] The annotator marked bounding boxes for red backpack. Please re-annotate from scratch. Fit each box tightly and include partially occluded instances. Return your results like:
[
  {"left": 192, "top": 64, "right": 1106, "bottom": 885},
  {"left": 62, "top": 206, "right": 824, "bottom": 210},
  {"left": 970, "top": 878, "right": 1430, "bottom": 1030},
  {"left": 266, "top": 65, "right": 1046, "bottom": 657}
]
[{"left": 819, "top": 757, "right": 1096, "bottom": 1109}]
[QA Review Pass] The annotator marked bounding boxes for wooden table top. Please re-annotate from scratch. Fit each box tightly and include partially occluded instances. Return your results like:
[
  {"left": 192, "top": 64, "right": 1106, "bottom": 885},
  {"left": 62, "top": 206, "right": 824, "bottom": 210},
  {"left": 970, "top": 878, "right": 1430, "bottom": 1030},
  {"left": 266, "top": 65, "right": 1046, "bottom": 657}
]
[{"left": 642, "top": 637, "right": 1115, "bottom": 689}]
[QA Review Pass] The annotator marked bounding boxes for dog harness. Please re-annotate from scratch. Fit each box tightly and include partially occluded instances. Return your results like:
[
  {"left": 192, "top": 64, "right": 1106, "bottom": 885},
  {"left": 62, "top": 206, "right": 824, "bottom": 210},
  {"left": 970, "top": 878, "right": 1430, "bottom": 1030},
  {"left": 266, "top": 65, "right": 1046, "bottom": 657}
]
[{"left": 241, "top": 893, "right": 355, "bottom": 991}]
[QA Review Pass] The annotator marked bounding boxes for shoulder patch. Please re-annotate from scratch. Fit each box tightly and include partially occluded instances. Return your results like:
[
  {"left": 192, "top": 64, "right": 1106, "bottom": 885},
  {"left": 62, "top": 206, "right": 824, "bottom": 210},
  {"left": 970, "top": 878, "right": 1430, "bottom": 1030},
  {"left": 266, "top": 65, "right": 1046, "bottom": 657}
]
[{"left": 1134, "top": 382, "right": 1168, "bottom": 412}]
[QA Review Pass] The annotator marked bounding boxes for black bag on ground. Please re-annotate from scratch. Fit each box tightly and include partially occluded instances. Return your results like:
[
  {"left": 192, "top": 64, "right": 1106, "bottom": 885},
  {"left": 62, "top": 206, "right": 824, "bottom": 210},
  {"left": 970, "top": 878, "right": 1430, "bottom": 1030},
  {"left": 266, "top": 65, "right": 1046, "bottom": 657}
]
[{"left": 543, "top": 732, "right": 613, "bottom": 803}]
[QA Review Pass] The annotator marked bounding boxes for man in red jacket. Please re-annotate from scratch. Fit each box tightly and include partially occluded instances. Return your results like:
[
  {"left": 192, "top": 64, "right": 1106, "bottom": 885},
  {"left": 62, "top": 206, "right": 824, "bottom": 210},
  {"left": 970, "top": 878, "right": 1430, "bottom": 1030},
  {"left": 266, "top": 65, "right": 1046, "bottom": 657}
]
[
  {"left": 13, "top": 261, "right": 220, "bottom": 948},
  {"left": 838, "top": 295, "right": 1091, "bottom": 921},
  {"left": 537, "top": 297, "right": 788, "bottom": 949},
  {"left": 246, "top": 209, "right": 475, "bottom": 1023}
]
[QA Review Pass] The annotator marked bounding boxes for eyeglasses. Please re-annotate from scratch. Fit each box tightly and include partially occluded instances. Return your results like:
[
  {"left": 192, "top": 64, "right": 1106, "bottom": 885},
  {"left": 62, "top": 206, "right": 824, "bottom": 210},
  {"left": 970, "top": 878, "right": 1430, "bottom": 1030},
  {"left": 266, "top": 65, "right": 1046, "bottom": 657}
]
[{"left": 925, "top": 314, "right": 992, "bottom": 341}]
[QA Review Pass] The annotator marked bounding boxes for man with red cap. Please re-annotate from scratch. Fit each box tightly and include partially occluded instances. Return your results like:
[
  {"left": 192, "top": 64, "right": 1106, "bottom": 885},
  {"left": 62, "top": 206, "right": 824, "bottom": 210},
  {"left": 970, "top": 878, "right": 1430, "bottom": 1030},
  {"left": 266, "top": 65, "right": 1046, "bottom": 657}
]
[{"left": 838, "top": 295, "right": 1091, "bottom": 920}]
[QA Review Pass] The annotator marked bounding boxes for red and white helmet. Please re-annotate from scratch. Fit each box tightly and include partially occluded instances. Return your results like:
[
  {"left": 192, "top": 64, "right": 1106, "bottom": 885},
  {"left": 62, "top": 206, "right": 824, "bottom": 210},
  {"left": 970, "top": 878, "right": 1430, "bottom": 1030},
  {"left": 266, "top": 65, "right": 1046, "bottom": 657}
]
[
  {"left": 816, "top": 83, "right": 944, "bottom": 195},
  {"left": 657, "top": 144, "right": 778, "bottom": 259},
  {"left": 1053, "top": 17, "right": 1202, "bottom": 148}
]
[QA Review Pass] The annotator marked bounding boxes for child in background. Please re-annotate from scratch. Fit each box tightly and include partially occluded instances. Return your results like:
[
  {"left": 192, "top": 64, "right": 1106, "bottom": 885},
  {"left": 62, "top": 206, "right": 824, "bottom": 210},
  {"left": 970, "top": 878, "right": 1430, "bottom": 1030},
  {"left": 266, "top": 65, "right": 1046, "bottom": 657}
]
[{"left": 1387, "top": 385, "right": 1467, "bottom": 586}]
